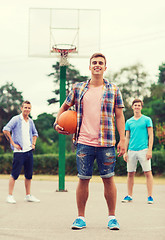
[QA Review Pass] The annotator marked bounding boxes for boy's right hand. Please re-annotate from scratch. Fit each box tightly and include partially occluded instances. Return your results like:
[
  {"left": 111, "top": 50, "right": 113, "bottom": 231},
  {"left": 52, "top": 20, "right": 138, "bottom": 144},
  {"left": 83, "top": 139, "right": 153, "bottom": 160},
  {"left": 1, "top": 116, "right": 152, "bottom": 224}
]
[
  {"left": 55, "top": 124, "right": 70, "bottom": 135},
  {"left": 123, "top": 152, "right": 128, "bottom": 162},
  {"left": 13, "top": 143, "right": 22, "bottom": 150}
]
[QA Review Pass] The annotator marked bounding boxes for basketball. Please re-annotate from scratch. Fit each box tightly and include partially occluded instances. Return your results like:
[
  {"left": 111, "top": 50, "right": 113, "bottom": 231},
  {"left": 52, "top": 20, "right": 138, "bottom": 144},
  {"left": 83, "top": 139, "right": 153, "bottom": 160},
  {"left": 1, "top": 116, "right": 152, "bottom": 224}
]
[{"left": 58, "top": 110, "right": 77, "bottom": 134}]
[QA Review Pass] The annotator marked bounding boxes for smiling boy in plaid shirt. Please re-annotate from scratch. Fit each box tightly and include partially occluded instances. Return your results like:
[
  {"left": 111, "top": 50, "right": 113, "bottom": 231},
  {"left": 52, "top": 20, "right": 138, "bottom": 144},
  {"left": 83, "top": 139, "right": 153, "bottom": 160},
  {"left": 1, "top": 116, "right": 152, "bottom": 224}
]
[{"left": 54, "top": 53, "right": 125, "bottom": 230}]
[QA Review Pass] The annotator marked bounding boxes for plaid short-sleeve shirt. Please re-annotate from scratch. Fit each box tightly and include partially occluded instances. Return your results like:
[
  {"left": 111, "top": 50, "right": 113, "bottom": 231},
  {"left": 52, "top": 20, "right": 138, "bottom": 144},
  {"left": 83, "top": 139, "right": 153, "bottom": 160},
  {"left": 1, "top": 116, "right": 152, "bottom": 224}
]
[{"left": 65, "top": 79, "right": 124, "bottom": 147}]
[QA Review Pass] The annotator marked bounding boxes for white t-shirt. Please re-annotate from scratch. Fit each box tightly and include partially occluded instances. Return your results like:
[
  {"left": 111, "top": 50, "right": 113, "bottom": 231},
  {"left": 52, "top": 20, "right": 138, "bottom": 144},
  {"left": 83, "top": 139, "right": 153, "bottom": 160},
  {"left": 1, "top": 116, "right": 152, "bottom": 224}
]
[{"left": 14, "top": 114, "right": 32, "bottom": 153}]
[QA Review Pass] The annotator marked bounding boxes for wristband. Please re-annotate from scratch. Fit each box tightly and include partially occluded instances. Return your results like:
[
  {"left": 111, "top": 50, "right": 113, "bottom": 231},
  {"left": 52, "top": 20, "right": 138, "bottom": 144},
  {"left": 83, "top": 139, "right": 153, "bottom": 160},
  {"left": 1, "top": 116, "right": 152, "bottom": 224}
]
[{"left": 54, "top": 123, "right": 58, "bottom": 129}]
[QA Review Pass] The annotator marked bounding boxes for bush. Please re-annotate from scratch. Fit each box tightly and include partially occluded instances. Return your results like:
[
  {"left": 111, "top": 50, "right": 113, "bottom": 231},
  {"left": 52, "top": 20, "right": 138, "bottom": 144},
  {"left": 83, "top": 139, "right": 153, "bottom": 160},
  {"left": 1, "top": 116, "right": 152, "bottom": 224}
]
[
  {"left": 65, "top": 153, "right": 77, "bottom": 175},
  {"left": 0, "top": 146, "right": 4, "bottom": 154},
  {"left": 0, "top": 154, "right": 13, "bottom": 174},
  {"left": 115, "top": 155, "right": 127, "bottom": 176},
  {"left": 0, "top": 150, "right": 164, "bottom": 176},
  {"left": 152, "top": 151, "right": 165, "bottom": 175},
  {"left": 33, "top": 154, "right": 59, "bottom": 174}
]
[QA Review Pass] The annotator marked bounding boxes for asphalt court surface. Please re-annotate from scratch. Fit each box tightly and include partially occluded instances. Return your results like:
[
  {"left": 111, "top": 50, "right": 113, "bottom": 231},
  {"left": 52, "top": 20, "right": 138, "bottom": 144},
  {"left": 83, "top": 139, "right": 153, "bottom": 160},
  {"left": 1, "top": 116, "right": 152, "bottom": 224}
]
[{"left": 0, "top": 178, "right": 165, "bottom": 240}]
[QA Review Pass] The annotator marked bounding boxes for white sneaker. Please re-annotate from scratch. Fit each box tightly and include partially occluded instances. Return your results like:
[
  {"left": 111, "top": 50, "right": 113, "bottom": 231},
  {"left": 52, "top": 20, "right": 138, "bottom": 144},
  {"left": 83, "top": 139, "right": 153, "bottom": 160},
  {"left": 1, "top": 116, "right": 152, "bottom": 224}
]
[
  {"left": 6, "top": 195, "right": 16, "bottom": 204},
  {"left": 24, "top": 194, "right": 40, "bottom": 203}
]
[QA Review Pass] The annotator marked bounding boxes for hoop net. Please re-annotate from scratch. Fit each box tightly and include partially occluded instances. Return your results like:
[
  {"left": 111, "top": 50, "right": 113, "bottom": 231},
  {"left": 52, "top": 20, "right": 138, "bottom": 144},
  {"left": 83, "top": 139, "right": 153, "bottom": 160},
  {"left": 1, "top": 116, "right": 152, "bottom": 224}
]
[{"left": 51, "top": 44, "right": 76, "bottom": 66}]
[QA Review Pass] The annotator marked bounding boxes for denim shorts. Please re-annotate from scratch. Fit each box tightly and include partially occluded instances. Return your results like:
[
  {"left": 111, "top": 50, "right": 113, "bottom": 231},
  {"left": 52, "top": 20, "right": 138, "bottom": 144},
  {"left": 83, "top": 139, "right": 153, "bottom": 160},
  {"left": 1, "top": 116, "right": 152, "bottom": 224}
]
[
  {"left": 76, "top": 143, "right": 116, "bottom": 179},
  {"left": 11, "top": 150, "right": 33, "bottom": 180}
]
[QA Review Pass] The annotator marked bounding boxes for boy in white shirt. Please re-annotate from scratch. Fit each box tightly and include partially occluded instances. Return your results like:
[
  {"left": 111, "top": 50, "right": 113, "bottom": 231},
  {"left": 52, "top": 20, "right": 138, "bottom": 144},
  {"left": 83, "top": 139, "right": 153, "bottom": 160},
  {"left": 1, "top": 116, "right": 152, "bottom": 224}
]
[{"left": 3, "top": 101, "right": 40, "bottom": 204}]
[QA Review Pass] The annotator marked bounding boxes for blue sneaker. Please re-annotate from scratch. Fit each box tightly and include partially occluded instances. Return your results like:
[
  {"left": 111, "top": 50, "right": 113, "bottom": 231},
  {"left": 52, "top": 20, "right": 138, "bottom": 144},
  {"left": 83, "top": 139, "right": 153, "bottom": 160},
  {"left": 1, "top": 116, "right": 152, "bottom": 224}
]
[
  {"left": 122, "top": 195, "right": 133, "bottom": 203},
  {"left": 71, "top": 218, "right": 86, "bottom": 230},
  {"left": 108, "top": 219, "right": 120, "bottom": 230},
  {"left": 148, "top": 196, "right": 154, "bottom": 204}
]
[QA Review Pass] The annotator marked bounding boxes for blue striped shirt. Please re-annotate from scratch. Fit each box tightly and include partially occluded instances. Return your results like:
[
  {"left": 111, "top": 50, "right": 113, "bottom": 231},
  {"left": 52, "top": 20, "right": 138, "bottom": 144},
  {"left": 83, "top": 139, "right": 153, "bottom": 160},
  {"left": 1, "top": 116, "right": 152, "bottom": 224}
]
[{"left": 3, "top": 114, "right": 38, "bottom": 151}]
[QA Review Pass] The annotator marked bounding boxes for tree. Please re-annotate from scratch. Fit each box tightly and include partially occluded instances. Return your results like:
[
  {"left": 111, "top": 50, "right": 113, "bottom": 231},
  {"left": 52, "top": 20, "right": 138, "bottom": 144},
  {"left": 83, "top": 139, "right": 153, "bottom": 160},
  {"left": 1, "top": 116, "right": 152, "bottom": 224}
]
[
  {"left": 0, "top": 82, "right": 24, "bottom": 152},
  {"left": 0, "top": 82, "right": 23, "bottom": 116},
  {"left": 155, "top": 123, "right": 165, "bottom": 146},
  {"left": 47, "top": 62, "right": 88, "bottom": 106},
  {"left": 106, "top": 63, "right": 151, "bottom": 123},
  {"left": 34, "top": 113, "right": 74, "bottom": 154},
  {"left": 158, "top": 62, "right": 165, "bottom": 84},
  {"left": 34, "top": 113, "right": 57, "bottom": 143},
  {"left": 33, "top": 113, "right": 58, "bottom": 154},
  {"left": 142, "top": 63, "right": 165, "bottom": 149},
  {"left": 143, "top": 62, "right": 165, "bottom": 124},
  {"left": 107, "top": 63, "right": 150, "bottom": 110},
  {"left": 106, "top": 63, "right": 156, "bottom": 146}
]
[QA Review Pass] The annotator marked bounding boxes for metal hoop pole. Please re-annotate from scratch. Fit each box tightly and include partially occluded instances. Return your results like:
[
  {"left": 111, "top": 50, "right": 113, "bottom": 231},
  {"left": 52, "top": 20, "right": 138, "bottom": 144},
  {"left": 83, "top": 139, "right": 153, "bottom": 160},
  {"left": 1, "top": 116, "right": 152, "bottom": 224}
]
[
  {"left": 57, "top": 65, "right": 67, "bottom": 192},
  {"left": 55, "top": 46, "right": 76, "bottom": 191}
]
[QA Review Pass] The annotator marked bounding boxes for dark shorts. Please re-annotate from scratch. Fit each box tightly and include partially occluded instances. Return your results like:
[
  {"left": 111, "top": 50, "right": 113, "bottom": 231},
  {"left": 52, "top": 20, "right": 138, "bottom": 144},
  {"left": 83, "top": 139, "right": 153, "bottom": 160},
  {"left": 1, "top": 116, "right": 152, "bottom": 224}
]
[
  {"left": 11, "top": 150, "right": 33, "bottom": 180},
  {"left": 76, "top": 143, "right": 116, "bottom": 179}
]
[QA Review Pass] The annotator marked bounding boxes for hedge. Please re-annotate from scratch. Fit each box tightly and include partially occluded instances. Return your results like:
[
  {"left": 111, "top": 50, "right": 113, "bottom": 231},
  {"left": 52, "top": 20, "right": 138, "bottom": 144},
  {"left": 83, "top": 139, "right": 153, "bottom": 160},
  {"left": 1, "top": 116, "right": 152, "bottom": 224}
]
[{"left": 0, "top": 151, "right": 164, "bottom": 176}]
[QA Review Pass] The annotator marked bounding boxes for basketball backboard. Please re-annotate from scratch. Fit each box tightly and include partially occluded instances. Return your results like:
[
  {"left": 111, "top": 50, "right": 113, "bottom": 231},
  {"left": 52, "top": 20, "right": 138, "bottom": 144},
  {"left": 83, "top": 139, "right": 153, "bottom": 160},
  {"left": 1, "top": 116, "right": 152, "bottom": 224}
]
[{"left": 28, "top": 8, "right": 101, "bottom": 59}]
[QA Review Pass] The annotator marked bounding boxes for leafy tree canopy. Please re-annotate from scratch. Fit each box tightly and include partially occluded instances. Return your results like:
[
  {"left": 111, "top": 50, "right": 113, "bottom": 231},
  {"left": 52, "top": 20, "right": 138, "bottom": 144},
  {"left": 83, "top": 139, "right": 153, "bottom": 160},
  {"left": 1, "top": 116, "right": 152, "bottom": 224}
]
[
  {"left": 158, "top": 62, "right": 165, "bottom": 84},
  {"left": 0, "top": 82, "right": 23, "bottom": 115},
  {"left": 47, "top": 62, "right": 88, "bottom": 106},
  {"left": 0, "top": 82, "right": 24, "bottom": 129},
  {"left": 34, "top": 113, "right": 57, "bottom": 143},
  {"left": 106, "top": 63, "right": 151, "bottom": 118},
  {"left": 107, "top": 63, "right": 150, "bottom": 105},
  {"left": 0, "top": 82, "right": 24, "bottom": 152}
]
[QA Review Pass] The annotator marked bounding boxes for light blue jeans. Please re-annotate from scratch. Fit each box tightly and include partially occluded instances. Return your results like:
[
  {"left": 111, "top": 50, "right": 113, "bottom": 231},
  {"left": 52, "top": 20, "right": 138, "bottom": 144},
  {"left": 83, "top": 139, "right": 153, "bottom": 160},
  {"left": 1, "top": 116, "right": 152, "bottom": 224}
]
[{"left": 76, "top": 143, "right": 116, "bottom": 179}]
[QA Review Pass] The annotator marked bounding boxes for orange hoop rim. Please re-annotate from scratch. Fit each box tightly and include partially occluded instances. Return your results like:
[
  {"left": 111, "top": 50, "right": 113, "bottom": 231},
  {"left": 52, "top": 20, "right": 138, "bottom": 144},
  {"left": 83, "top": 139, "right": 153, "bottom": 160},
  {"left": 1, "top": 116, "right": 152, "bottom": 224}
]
[{"left": 51, "top": 44, "right": 77, "bottom": 55}]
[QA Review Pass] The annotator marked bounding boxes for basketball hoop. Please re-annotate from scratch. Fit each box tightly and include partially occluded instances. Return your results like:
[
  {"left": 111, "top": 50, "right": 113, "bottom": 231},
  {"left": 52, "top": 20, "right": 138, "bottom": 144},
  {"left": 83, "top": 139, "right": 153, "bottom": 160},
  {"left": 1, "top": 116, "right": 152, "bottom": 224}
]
[{"left": 51, "top": 44, "right": 76, "bottom": 66}]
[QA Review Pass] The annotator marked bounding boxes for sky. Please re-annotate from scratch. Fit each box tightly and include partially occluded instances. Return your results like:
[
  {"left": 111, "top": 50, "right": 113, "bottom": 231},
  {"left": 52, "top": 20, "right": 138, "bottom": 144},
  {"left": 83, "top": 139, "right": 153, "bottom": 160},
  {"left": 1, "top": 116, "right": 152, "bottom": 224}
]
[{"left": 0, "top": 0, "right": 165, "bottom": 119}]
